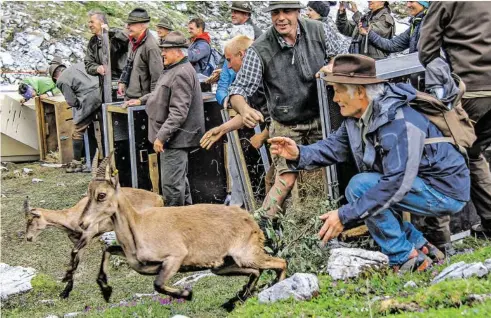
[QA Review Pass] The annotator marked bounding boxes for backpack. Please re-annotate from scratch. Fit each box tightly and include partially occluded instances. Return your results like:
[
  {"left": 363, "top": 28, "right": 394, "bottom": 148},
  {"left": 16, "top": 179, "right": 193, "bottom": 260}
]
[
  {"left": 410, "top": 74, "right": 476, "bottom": 154},
  {"left": 202, "top": 47, "right": 223, "bottom": 77}
]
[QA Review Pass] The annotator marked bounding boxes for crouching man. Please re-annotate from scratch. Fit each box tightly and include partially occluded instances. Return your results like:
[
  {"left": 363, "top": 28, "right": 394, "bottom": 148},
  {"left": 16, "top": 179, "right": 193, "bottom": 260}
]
[
  {"left": 125, "top": 32, "right": 205, "bottom": 206},
  {"left": 49, "top": 57, "right": 102, "bottom": 173},
  {"left": 270, "top": 55, "right": 470, "bottom": 272}
]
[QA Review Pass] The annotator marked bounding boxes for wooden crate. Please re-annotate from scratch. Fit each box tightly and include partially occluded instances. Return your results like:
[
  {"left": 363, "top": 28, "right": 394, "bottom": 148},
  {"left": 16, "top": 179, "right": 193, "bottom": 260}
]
[{"left": 35, "top": 95, "right": 74, "bottom": 164}]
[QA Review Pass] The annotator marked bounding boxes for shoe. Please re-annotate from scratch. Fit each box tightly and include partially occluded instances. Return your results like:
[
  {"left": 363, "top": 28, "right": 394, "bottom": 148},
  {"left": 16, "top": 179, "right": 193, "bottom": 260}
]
[
  {"left": 420, "top": 243, "right": 445, "bottom": 261},
  {"left": 66, "top": 160, "right": 85, "bottom": 173},
  {"left": 393, "top": 249, "right": 432, "bottom": 273},
  {"left": 436, "top": 242, "right": 456, "bottom": 257},
  {"left": 471, "top": 223, "right": 491, "bottom": 239}
]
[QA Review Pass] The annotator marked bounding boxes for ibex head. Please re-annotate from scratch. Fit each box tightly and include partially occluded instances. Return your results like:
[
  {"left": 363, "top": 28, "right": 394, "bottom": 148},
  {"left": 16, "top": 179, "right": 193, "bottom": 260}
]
[
  {"left": 24, "top": 196, "right": 45, "bottom": 242},
  {"left": 79, "top": 150, "right": 120, "bottom": 230}
]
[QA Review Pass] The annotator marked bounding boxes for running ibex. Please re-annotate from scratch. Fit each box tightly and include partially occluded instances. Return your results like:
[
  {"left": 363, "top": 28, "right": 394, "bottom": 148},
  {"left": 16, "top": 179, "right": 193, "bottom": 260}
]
[
  {"left": 24, "top": 151, "right": 164, "bottom": 298},
  {"left": 79, "top": 154, "right": 287, "bottom": 308}
]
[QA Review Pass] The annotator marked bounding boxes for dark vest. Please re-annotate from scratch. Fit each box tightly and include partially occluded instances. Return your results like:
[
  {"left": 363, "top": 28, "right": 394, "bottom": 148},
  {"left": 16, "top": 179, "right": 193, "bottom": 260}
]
[{"left": 252, "top": 18, "right": 327, "bottom": 124}]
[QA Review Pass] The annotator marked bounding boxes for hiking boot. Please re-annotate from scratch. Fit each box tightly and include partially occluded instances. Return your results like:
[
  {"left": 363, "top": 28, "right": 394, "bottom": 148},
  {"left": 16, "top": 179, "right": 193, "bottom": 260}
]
[
  {"left": 393, "top": 249, "right": 432, "bottom": 273},
  {"left": 471, "top": 223, "right": 491, "bottom": 239},
  {"left": 420, "top": 243, "right": 445, "bottom": 262},
  {"left": 436, "top": 242, "right": 456, "bottom": 257},
  {"left": 66, "top": 160, "right": 84, "bottom": 173}
]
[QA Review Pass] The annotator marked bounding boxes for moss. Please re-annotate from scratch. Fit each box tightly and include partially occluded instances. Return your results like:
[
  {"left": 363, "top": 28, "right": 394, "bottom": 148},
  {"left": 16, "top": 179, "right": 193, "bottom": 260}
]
[{"left": 31, "top": 273, "right": 61, "bottom": 294}]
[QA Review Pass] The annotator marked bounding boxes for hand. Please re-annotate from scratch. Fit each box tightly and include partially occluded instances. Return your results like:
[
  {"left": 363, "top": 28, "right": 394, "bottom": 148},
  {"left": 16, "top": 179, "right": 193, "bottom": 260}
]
[
  {"left": 240, "top": 105, "right": 264, "bottom": 128},
  {"left": 200, "top": 126, "right": 226, "bottom": 150},
  {"left": 122, "top": 99, "right": 141, "bottom": 108},
  {"left": 153, "top": 139, "right": 164, "bottom": 153},
  {"left": 118, "top": 83, "right": 126, "bottom": 96},
  {"left": 347, "top": 2, "right": 358, "bottom": 13},
  {"left": 268, "top": 137, "right": 299, "bottom": 161},
  {"left": 205, "top": 69, "right": 222, "bottom": 84},
  {"left": 20, "top": 98, "right": 26, "bottom": 104},
  {"left": 250, "top": 132, "right": 267, "bottom": 149},
  {"left": 359, "top": 22, "right": 368, "bottom": 36},
  {"left": 101, "top": 24, "right": 109, "bottom": 31},
  {"left": 339, "top": 1, "right": 345, "bottom": 12},
  {"left": 39, "top": 94, "right": 48, "bottom": 99},
  {"left": 318, "top": 209, "right": 344, "bottom": 246},
  {"left": 222, "top": 96, "right": 230, "bottom": 109},
  {"left": 316, "top": 64, "right": 334, "bottom": 78},
  {"left": 97, "top": 65, "right": 105, "bottom": 76}
]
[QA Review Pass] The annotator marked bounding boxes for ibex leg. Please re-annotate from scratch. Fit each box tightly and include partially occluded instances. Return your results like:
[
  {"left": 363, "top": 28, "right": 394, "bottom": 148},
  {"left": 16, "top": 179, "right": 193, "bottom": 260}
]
[
  {"left": 258, "top": 255, "right": 287, "bottom": 282},
  {"left": 213, "top": 265, "right": 260, "bottom": 311},
  {"left": 154, "top": 255, "right": 191, "bottom": 300},
  {"left": 96, "top": 245, "right": 123, "bottom": 302}
]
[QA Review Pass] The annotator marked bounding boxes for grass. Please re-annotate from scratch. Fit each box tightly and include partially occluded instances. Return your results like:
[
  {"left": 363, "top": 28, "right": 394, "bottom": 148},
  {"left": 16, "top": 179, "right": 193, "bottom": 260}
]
[{"left": 2, "top": 162, "right": 491, "bottom": 318}]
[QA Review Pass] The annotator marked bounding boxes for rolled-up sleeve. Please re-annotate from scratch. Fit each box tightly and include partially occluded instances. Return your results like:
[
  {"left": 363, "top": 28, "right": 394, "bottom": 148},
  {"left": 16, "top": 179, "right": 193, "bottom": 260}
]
[{"left": 228, "top": 48, "right": 263, "bottom": 99}]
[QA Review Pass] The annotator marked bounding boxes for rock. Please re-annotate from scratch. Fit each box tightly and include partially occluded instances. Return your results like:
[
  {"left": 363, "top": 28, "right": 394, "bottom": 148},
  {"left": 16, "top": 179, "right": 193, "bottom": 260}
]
[
  {"left": 45, "top": 315, "right": 59, "bottom": 318},
  {"left": 432, "top": 261, "right": 489, "bottom": 284},
  {"left": 26, "top": 31, "right": 45, "bottom": 47},
  {"left": 172, "top": 316, "right": 189, "bottom": 318},
  {"left": 64, "top": 313, "right": 81, "bottom": 318},
  {"left": 173, "top": 271, "right": 215, "bottom": 287},
  {"left": 0, "top": 263, "right": 37, "bottom": 300},
  {"left": 484, "top": 258, "right": 491, "bottom": 272},
  {"left": 100, "top": 231, "right": 118, "bottom": 247},
  {"left": 0, "top": 52, "right": 14, "bottom": 66},
  {"left": 39, "top": 299, "right": 55, "bottom": 306},
  {"left": 258, "top": 273, "right": 319, "bottom": 303},
  {"left": 404, "top": 281, "right": 417, "bottom": 289},
  {"left": 40, "top": 163, "right": 64, "bottom": 168},
  {"left": 23, "top": 167, "right": 33, "bottom": 175},
  {"left": 327, "top": 248, "right": 389, "bottom": 280},
  {"left": 176, "top": 3, "right": 187, "bottom": 11},
  {"left": 48, "top": 44, "right": 56, "bottom": 55},
  {"left": 32, "top": 178, "right": 43, "bottom": 183}
]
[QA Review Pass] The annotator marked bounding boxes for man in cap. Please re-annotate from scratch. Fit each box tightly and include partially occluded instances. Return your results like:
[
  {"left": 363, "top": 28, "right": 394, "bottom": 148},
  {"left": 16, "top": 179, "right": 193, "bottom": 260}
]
[
  {"left": 156, "top": 17, "right": 174, "bottom": 45},
  {"left": 230, "top": 1, "right": 262, "bottom": 40},
  {"left": 124, "top": 32, "right": 205, "bottom": 206},
  {"left": 269, "top": 54, "right": 470, "bottom": 272},
  {"left": 419, "top": 2, "right": 491, "bottom": 239},
  {"left": 118, "top": 8, "right": 163, "bottom": 100},
  {"left": 49, "top": 57, "right": 102, "bottom": 173},
  {"left": 228, "top": 1, "right": 347, "bottom": 224},
  {"left": 84, "top": 9, "right": 129, "bottom": 95}
]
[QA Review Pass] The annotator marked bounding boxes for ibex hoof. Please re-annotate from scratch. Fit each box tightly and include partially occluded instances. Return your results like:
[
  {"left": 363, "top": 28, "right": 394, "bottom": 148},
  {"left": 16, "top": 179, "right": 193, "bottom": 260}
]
[
  {"left": 183, "top": 289, "right": 193, "bottom": 301},
  {"left": 101, "top": 286, "right": 113, "bottom": 302},
  {"left": 59, "top": 289, "right": 70, "bottom": 299}
]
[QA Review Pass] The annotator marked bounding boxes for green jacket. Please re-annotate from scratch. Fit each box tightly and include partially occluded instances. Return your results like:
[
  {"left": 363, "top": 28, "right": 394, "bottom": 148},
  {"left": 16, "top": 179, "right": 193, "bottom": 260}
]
[{"left": 21, "top": 77, "right": 61, "bottom": 95}]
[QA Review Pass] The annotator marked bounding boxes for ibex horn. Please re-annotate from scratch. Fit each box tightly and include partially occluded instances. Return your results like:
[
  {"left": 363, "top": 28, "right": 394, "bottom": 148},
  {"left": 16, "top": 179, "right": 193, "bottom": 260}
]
[
  {"left": 91, "top": 148, "right": 100, "bottom": 178},
  {"left": 95, "top": 156, "right": 110, "bottom": 179},
  {"left": 105, "top": 151, "right": 115, "bottom": 181}
]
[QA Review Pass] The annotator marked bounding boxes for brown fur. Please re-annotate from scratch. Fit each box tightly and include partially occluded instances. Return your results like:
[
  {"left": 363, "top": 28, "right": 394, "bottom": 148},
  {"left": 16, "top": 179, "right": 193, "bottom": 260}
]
[
  {"left": 79, "top": 158, "right": 287, "bottom": 306},
  {"left": 24, "top": 187, "right": 163, "bottom": 299}
]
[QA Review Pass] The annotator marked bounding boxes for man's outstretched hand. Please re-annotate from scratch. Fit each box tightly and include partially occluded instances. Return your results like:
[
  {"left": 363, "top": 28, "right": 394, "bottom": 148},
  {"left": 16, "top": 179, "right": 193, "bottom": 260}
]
[
  {"left": 268, "top": 137, "right": 300, "bottom": 161},
  {"left": 318, "top": 210, "right": 344, "bottom": 246},
  {"left": 200, "top": 126, "right": 226, "bottom": 150}
]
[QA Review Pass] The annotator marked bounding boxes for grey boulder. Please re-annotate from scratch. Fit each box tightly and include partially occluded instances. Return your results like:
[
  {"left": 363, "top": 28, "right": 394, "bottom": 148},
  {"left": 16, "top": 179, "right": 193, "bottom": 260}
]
[
  {"left": 432, "top": 261, "right": 489, "bottom": 284},
  {"left": 327, "top": 248, "right": 389, "bottom": 280},
  {"left": 0, "top": 263, "right": 36, "bottom": 300},
  {"left": 258, "top": 273, "right": 319, "bottom": 304}
]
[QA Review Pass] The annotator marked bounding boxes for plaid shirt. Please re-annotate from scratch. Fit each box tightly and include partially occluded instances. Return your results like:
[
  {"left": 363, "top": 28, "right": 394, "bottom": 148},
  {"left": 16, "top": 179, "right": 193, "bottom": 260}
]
[{"left": 229, "top": 22, "right": 349, "bottom": 99}]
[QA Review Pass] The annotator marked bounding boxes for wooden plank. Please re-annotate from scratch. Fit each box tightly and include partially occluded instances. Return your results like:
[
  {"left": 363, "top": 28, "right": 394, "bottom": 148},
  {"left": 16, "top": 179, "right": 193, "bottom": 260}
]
[
  {"left": 54, "top": 100, "right": 74, "bottom": 163},
  {"left": 107, "top": 105, "right": 128, "bottom": 114},
  {"left": 107, "top": 111, "right": 115, "bottom": 153},
  {"left": 340, "top": 225, "right": 369, "bottom": 241},
  {"left": 35, "top": 97, "right": 47, "bottom": 160},
  {"left": 231, "top": 128, "right": 256, "bottom": 211},
  {"left": 148, "top": 153, "right": 160, "bottom": 194},
  {"left": 223, "top": 143, "right": 232, "bottom": 192}
]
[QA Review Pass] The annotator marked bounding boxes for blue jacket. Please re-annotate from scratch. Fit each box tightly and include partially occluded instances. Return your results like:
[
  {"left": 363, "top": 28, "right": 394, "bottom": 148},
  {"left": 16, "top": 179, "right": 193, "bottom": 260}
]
[
  {"left": 293, "top": 82, "right": 470, "bottom": 225},
  {"left": 216, "top": 60, "right": 236, "bottom": 106},
  {"left": 188, "top": 37, "right": 211, "bottom": 75},
  {"left": 368, "top": 11, "right": 425, "bottom": 54}
]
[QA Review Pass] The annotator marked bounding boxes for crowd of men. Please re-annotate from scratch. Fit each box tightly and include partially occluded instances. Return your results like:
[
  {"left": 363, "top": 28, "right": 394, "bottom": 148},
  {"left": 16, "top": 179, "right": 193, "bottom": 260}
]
[{"left": 18, "top": 1, "right": 491, "bottom": 273}]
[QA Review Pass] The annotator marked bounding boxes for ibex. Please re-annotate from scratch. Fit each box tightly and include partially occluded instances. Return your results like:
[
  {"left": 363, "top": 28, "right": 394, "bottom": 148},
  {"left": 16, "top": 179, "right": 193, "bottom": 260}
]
[
  {"left": 24, "top": 151, "right": 164, "bottom": 299},
  {"left": 79, "top": 154, "right": 287, "bottom": 308}
]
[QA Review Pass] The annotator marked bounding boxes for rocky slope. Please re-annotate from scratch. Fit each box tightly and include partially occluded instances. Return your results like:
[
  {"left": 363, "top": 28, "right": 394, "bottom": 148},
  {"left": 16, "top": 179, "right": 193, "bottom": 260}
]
[{"left": 0, "top": 1, "right": 409, "bottom": 85}]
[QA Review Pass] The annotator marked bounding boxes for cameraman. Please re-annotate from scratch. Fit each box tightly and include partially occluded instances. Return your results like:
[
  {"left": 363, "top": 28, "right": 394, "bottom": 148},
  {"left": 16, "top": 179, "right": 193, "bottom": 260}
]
[{"left": 337, "top": 1, "right": 395, "bottom": 59}]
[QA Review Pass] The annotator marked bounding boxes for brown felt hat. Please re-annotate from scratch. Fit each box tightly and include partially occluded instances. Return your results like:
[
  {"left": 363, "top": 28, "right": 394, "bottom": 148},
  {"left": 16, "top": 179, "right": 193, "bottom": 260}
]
[
  {"left": 322, "top": 54, "right": 387, "bottom": 85},
  {"left": 263, "top": 1, "right": 305, "bottom": 12},
  {"left": 159, "top": 31, "right": 189, "bottom": 48}
]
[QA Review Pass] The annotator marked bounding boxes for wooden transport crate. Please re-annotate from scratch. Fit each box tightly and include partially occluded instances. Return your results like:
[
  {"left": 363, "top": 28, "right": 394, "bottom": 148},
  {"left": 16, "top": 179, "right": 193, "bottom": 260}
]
[{"left": 35, "top": 95, "right": 74, "bottom": 164}]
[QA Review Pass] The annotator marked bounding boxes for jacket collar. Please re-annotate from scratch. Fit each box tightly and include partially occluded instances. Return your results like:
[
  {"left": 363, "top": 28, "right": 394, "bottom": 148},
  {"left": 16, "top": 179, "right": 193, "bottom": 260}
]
[
  {"left": 191, "top": 32, "right": 211, "bottom": 44},
  {"left": 164, "top": 57, "right": 189, "bottom": 71}
]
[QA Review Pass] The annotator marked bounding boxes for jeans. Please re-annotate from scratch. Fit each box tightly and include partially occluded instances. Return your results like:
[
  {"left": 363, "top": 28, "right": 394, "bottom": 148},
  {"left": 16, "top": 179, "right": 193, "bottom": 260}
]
[{"left": 345, "top": 172, "right": 466, "bottom": 265}]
